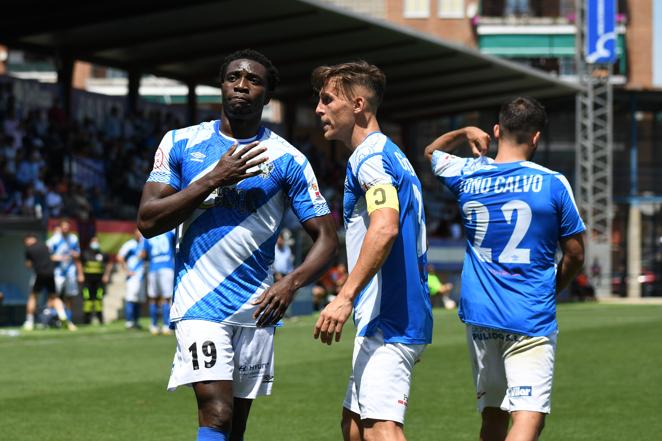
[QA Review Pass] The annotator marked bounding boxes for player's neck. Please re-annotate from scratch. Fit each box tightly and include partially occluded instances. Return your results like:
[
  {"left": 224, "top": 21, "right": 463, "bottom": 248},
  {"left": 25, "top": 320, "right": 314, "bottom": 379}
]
[
  {"left": 349, "top": 115, "right": 381, "bottom": 150},
  {"left": 220, "top": 114, "right": 261, "bottom": 140},
  {"left": 494, "top": 142, "right": 530, "bottom": 163}
]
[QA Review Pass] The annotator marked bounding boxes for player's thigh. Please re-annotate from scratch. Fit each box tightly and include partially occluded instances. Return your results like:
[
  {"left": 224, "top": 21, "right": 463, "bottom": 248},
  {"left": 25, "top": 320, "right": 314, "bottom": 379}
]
[
  {"left": 158, "top": 268, "right": 174, "bottom": 299},
  {"left": 147, "top": 272, "right": 159, "bottom": 299},
  {"left": 232, "top": 326, "right": 275, "bottom": 399},
  {"left": 125, "top": 276, "right": 145, "bottom": 303},
  {"left": 353, "top": 331, "right": 425, "bottom": 424},
  {"left": 167, "top": 320, "right": 235, "bottom": 391},
  {"left": 466, "top": 325, "right": 508, "bottom": 412},
  {"left": 502, "top": 331, "right": 557, "bottom": 414}
]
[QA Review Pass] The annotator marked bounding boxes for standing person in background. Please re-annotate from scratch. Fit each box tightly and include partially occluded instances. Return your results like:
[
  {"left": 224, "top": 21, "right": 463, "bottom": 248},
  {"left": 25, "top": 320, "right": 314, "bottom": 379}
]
[
  {"left": 144, "top": 229, "right": 176, "bottom": 335},
  {"left": 272, "top": 230, "right": 294, "bottom": 282},
  {"left": 117, "top": 228, "right": 146, "bottom": 330},
  {"left": 137, "top": 49, "right": 337, "bottom": 441},
  {"left": 23, "top": 233, "right": 76, "bottom": 331},
  {"left": 312, "top": 60, "right": 432, "bottom": 441},
  {"left": 425, "top": 97, "right": 585, "bottom": 441},
  {"left": 47, "top": 219, "right": 82, "bottom": 324},
  {"left": 80, "top": 236, "right": 114, "bottom": 325}
]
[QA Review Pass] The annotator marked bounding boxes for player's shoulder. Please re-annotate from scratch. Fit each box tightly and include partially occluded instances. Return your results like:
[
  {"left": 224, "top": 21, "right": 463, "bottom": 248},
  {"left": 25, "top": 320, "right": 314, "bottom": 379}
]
[
  {"left": 349, "top": 132, "right": 388, "bottom": 171},
  {"left": 520, "top": 161, "right": 571, "bottom": 185},
  {"left": 170, "top": 120, "right": 218, "bottom": 150},
  {"left": 261, "top": 127, "right": 308, "bottom": 166}
]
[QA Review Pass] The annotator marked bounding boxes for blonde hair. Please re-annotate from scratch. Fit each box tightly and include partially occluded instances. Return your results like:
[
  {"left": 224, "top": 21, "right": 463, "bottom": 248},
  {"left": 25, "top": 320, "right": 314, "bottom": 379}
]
[{"left": 312, "top": 60, "right": 386, "bottom": 111}]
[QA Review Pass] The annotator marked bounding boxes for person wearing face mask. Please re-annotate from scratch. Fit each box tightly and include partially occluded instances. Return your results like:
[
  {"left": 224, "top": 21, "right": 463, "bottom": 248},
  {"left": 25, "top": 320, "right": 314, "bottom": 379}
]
[{"left": 80, "top": 236, "right": 114, "bottom": 325}]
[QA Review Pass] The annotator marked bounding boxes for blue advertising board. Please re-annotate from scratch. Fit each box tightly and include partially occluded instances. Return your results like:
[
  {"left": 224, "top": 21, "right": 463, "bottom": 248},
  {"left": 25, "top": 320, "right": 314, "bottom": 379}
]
[{"left": 585, "top": 0, "right": 617, "bottom": 64}]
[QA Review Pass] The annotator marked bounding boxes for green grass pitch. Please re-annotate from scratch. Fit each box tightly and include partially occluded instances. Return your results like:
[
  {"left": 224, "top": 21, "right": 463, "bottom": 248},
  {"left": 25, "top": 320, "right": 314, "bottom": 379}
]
[{"left": 1, "top": 303, "right": 660, "bottom": 440}]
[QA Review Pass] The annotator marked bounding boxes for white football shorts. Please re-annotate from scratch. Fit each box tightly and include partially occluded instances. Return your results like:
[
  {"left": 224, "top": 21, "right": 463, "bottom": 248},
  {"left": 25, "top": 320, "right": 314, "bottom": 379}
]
[
  {"left": 147, "top": 268, "right": 174, "bottom": 299},
  {"left": 124, "top": 274, "right": 145, "bottom": 303},
  {"left": 168, "top": 320, "right": 275, "bottom": 399},
  {"left": 466, "top": 325, "right": 558, "bottom": 414},
  {"left": 343, "top": 329, "right": 426, "bottom": 424},
  {"left": 55, "top": 270, "right": 79, "bottom": 297}
]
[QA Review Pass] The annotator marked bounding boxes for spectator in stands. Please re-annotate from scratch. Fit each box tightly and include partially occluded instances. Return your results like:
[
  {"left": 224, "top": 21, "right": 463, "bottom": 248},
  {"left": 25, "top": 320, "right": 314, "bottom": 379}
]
[
  {"left": 312, "top": 262, "right": 348, "bottom": 311},
  {"left": 273, "top": 230, "right": 294, "bottom": 282},
  {"left": 427, "top": 264, "right": 456, "bottom": 309},
  {"left": 23, "top": 233, "right": 76, "bottom": 331}
]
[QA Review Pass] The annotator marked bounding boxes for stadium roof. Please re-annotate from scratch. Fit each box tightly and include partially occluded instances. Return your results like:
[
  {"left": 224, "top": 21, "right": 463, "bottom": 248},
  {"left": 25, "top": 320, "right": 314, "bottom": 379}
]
[{"left": 0, "top": 0, "right": 581, "bottom": 121}]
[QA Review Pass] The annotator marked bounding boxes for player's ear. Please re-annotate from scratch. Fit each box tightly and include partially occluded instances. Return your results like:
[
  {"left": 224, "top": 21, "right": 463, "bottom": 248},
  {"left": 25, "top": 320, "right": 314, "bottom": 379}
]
[
  {"left": 493, "top": 124, "right": 500, "bottom": 139},
  {"left": 353, "top": 96, "right": 366, "bottom": 114},
  {"left": 532, "top": 131, "right": 541, "bottom": 146}
]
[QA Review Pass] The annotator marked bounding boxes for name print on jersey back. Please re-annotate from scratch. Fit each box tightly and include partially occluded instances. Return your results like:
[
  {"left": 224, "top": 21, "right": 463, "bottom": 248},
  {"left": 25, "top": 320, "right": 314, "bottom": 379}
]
[
  {"left": 462, "top": 174, "right": 543, "bottom": 195},
  {"left": 432, "top": 154, "right": 585, "bottom": 336}
]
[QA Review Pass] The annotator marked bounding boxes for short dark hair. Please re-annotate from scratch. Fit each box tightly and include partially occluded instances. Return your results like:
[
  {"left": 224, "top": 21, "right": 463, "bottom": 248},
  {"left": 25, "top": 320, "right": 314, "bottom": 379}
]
[
  {"left": 311, "top": 60, "right": 386, "bottom": 111},
  {"left": 219, "top": 49, "right": 280, "bottom": 92},
  {"left": 498, "top": 96, "right": 547, "bottom": 144}
]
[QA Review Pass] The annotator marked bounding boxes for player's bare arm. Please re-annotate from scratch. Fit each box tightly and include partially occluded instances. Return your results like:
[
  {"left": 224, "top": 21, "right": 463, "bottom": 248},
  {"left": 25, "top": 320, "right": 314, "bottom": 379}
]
[
  {"left": 253, "top": 214, "right": 338, "bottom": 327},
  {"left": 556, "top": 233, "right": 585, "bottom": 294},
  {"left": 424, "top": 126, "right": 490, "bottom": 161},
  {"left": 314, "top": 203, "right": 399, "bottom": 345},
  {"left": 137, "top": 141, "right": 267, "bottom": 238}
]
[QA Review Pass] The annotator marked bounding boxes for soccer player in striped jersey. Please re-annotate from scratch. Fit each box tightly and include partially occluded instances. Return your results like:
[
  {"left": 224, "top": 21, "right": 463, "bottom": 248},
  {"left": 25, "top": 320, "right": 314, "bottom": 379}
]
[
  {"left": 143, "top": 229, "right": 176, "bottom": 335},
  {"left": 425, "top": 97, "right": 585, "bottom": 441},
  {"left": 117, "top": 229, "right": 146, "bottom": 329},
  {"left": 137, "top": 49, "right": 338, "bottom": 441},
  {"left": 47, "top": 219, "right": 82, "bottom": 323},
  {"left": 312, "top": 61, "right": 432, "bottom": 441}
]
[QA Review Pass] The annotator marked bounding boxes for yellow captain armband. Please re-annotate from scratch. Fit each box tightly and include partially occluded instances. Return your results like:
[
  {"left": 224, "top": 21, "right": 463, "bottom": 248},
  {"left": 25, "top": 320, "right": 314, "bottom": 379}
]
[{"left": 366, "top": 184, "right": 399, "bottom": 214}]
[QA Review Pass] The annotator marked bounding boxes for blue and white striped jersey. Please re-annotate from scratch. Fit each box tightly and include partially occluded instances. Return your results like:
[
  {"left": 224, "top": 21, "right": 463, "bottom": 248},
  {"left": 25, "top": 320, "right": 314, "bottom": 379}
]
[
  {"left": 144, "top": 230, "right": 175, "bottom": 272},
  {"left": 47, "top": 232, "right": 80, "bottom": 277},
  {"left": 118, "top": 238, "right": 145, "bottom": 282},
  {"left": 344, "top": 132, "right": 432, "bottom": 345},
  {"left": 146, "top": 121, "right": 330, "bottom": 327},
  {"left": 432, "top": 152, "right": 586, "bottom": 336}
]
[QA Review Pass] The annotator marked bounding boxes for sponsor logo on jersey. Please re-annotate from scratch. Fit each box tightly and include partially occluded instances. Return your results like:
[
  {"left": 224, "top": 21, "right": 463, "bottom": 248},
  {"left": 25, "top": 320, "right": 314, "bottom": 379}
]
[
  {"left": 508, "top": 386, "right": 533, "bottom": 397},
  {"left": 262, "top": 375, "right": 274, "bottom": 384}
]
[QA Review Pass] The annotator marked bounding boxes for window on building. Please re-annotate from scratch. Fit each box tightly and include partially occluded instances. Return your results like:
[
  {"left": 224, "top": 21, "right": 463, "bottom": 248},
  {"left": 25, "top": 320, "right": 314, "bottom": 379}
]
[
  {"left": 438, "top": 0, "right": 464, "bottom": 18},
  {"left": 404, "top": 0, "right": 430, "bottom": 18}
]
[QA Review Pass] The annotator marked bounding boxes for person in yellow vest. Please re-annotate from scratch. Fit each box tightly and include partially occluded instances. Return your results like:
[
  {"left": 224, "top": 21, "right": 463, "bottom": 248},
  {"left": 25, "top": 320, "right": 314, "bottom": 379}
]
[{"left": 79, "top": 236, "right": 114, "bottom": 324}]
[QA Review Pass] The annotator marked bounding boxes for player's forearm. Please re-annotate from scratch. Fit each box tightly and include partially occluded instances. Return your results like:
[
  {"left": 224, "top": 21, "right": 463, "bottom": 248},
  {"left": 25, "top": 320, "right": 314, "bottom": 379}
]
[
  {"left": 338, "top": 214, "right": 398, "bottom": 302},
  {"left": 138, "top": 178, "right": 216, "bottom": 238},
  {"left": 283, "top": 216, "right": 338, "bottom": 292},
  {"left": 424, "top": 128, "right": 471, "bottom": 161},
  {"left": 556, "top": 253, "right": 584, "bottom": 294}
]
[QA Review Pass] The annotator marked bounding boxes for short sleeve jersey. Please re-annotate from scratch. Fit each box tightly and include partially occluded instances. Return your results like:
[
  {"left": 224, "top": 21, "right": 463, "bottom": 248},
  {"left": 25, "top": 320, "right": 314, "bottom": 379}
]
[
  {"left": 144, "top": 230, "right": 176, "bottom": 272},
  {"left": 146, "top": 121, "right": 330, "bottom": 327},
  {"left": 47, "top": 232, "right": 80, "bottom": 277},
  {"left": 344, "top": 132, "right": 432, "bottom": 345},
  {"left": 118, "top": 238, "right": 145, "bottom": 282},
  {"left": 432, "top": 152, "right": 586, "bottom": 336}
]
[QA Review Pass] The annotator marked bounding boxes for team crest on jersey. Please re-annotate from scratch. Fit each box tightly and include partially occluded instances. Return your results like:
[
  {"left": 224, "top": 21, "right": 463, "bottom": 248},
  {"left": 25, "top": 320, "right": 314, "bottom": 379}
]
[{"left": 258, "top": 161, "right": 274, "bottom": 178}]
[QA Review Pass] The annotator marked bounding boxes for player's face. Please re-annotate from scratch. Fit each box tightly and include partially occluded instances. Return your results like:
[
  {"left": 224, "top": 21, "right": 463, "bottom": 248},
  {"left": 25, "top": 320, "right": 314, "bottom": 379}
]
[
  {"left": 315, "top": 80, "right": 355, "bottom": 143},
  {"left": 221, "top": 59, "right": 270, "bottom": 120},
  {"left": 60, "top": 222, "right": 70, "bottom": 234}
]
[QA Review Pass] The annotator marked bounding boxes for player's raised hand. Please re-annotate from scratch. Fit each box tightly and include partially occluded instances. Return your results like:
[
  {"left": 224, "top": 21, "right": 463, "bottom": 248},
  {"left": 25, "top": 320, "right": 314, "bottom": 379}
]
[
  {"left": 313, "top": 295, "right": 353, "bottom": 345},
  {"left": 252, "top": 278, "right": 296, "bottom": 327},
  {"left": 464, "top": 127, "right": 490, "bottom": 157},
  {"left": 209, "top": 141, "right": 268, "bottom": 187}
]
